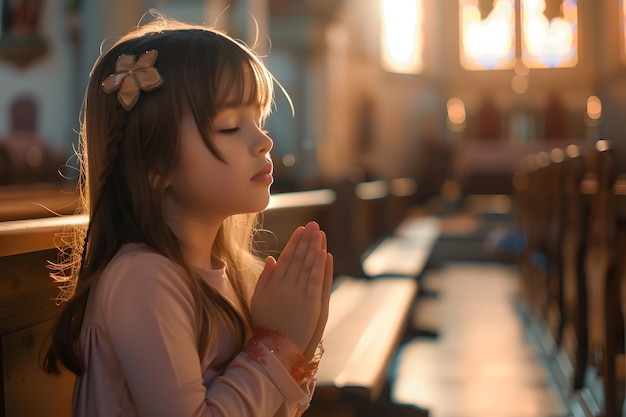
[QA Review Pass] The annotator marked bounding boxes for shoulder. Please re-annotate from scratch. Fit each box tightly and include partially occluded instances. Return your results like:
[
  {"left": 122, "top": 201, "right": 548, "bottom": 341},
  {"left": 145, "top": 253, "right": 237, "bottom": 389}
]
[
  {"left": 102, "top": 243, "right": 186, "bottom": 287},
  {"left": 104, "top": 243, "right": 182, "bottom": 275},
  {"left": 95, "top": 243, "right": 194, "bottom": 313}
]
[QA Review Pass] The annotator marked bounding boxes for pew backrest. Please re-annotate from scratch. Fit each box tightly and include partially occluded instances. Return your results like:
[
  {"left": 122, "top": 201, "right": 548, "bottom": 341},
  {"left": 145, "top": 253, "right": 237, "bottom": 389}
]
[
  {"left": 0, "top": 215, "right": 84, "bottom": 417},
  {"left": 0, "top": 184, "right": 79, "bottom": 222}
]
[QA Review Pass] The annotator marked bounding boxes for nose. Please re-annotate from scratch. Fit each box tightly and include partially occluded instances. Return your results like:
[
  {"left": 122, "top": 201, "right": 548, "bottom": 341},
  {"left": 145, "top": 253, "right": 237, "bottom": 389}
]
[{"left": 256, "top": 129, "right": 273, "bottom": 155}]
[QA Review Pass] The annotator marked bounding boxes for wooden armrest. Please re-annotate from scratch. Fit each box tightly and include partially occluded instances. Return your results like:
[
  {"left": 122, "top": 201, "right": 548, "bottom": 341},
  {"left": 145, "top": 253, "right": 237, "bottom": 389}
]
[
  {"left": 316, "top": 276, "right": 418, "bottom": 400},
  {"left": 362, "top": 236, "right": 435, "bottom": 278},
  {"left": 361, "top": 216, "right": 440, "bottom": 278},
  {"left": 393, "top": 216, "right": 441, "bottom": 240},
  {"left": 0, "top": 214, "right": 88, "bottom": 256},
  {"left": 266, "top": 189, "right": 336, "bottom": 209},
  {"left": 0, "top": 184, "right": 79, "bottom": 221}
]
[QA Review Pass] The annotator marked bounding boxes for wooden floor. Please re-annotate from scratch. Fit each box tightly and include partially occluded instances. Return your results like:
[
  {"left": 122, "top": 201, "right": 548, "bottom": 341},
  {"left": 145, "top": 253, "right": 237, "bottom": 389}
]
[{"left": 389, "top": 262, "right": 570, "bottom": 417}]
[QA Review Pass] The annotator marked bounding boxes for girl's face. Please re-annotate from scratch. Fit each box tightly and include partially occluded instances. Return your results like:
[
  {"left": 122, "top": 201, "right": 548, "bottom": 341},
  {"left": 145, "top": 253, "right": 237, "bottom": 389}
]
[{"left": 164, "top": 102, "right": 273, "bottom": 223}]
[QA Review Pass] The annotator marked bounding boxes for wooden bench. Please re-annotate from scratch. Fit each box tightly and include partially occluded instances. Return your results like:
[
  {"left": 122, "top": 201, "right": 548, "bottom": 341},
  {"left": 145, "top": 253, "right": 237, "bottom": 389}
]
[
  {"left": 524, "top": 151, "right": 553, "bottom": 324},
  {"left": 516, "top": 140, "right": 626, "bottom": 417},
  {"left": 580, "top": 141, "right": 625, "bottom": 417},
  {"left": 361, "top": 215, "right": 440, "bottom": 279},
  {"left": 0, "top": 215, "right": 83, "bottom": 417},
  {"left": 557, "top": 145, "right": 589, "bottom": 393},
  {"left": 0, "top": 183, "right": 78, "bottom": 222},
  {"left": 329, "top": 179, "right": 391, "bottom": 278},
  {"left": 544, "top": 148, "right": 566, "bottom": 348},
  {"left": 329, "top": 177, "right": 427, "bottom": 279},
  {"left": 308, "top": 275, "right": 427, "bottom": 417},
  {"left": 256, "top": 188, "right": 336, "bottom": 257}
]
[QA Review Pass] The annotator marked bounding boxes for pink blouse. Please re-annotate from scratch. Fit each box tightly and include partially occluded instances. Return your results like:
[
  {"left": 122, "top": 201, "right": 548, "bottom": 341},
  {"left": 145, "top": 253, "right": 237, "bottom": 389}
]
[{"left": 74, "top": 243, "right": 316, "bottom": 417}]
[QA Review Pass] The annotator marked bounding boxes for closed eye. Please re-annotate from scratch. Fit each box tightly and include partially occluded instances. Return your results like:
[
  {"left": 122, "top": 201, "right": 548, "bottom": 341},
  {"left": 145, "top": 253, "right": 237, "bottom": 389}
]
[{"left": 218, "top": 127, "right": 240, "bottom": 134}]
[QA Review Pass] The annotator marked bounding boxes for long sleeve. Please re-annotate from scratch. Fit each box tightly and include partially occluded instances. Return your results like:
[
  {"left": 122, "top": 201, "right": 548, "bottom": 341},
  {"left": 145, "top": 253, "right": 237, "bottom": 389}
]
[{"left": 75, "top": 245, "right": 315, "bottom": 417}]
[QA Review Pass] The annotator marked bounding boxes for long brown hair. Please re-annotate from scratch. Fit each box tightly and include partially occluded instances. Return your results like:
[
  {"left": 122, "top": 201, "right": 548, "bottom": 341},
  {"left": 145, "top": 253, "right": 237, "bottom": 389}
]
[{"left": 44, "top": 16, "right": 276, "bottom": 375}]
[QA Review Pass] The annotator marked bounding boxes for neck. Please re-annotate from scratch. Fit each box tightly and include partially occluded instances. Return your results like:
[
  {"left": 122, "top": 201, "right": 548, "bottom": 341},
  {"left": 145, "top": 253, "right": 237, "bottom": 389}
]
[{"left": 164, "top": 204, "right": 225, "bottom": 271}]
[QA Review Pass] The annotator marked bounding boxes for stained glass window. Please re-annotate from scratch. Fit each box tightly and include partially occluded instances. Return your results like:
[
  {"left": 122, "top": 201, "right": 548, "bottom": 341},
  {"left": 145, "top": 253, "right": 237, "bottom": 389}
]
[
  {"left": 459, "top": 0, "right": 516, "bottom": 70},
  {"left": 459, "top": 0, "right": 578, "bottom": 70},
  {"left": 521, "top": 0, "right": 578, "bottom": 68}
]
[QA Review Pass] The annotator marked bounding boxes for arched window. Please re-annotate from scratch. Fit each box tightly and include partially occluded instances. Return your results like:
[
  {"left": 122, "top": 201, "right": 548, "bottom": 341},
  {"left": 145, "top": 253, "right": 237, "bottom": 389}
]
[
  {"left": 460, "top": 0, "right": 516, "bottom": 70},
  {"left": 521, "top": 0, "right": 577, "bottom": 68},
  {"left": 459, "top": 0, "right": 578, "bottom": 70}
]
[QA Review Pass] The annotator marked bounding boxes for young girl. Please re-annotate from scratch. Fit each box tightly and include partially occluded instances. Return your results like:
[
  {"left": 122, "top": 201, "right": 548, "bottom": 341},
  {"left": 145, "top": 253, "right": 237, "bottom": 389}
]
[{"left": 44, "top": 14, "right": 333, "bottom": 417}]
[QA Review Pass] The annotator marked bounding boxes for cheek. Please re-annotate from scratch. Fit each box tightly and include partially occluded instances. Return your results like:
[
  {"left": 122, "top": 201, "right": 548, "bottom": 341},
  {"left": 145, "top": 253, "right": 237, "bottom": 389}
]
[{"left": 168, "top": 150, "right": 223, "bottom": 203}]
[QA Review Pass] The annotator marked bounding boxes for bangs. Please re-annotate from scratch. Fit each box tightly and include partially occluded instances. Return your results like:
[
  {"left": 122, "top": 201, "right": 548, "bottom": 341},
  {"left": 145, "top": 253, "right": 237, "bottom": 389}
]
[{"left": 213, "top": 48, "right": 274, "bottom": 118}]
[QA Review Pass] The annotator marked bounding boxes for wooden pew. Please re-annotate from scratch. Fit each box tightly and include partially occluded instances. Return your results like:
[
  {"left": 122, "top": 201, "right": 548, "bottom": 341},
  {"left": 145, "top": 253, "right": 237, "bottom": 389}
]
[
  {"left": 581, "top": 140, "right": 620, "bottom": 416},
  {"left": 581, "top": 141, "right": 624, "bottom": 417},
  {"left": 511, "top": 158, "right": 533, "bottom": 310},
  {"left": 526, "top": 152, "right": 547, "bottom": 318},
  {"left": 0, "top": 183, "right": 78, "bottom": 222},
  {"left": 0, "top": 215, "right": 84, "bottom": 417},
  {"left": 256, "top": 188, "right": 336, "bottom": 257},
  {"left": 610, "top": 175, "right": 626, "bottom": 417},
  {"left": 308, "top": 275, "right": 427, "bottom": 417},
  {"left": 517, "top": 151, "right": 553, "bottom": 334},
  {"left": 385, "top": 177, "right": 419, "bottom": 237},
  {"left": 361, "top": 215, "right": 440, "bottom": 279},
  {"left": 558, "top": 144, "right": 589, "bottom": 393},
  {"left": 544, "top": 148, "right": 566, "bottom": 348},
  {"left": 328, "top": 177, "right": 432, "bottom": 281},
  {"left": 513, "top": 141, "right": 626, "bottom": 417},
  {"left": 330, "top": 179, "right": 392, "bottom": 278}
]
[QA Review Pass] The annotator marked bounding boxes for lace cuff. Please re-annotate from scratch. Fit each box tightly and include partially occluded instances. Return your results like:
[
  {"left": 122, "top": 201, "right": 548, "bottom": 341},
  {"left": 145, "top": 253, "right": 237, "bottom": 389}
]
[{"left": 244, "top": 326, "right": 324, "bottom": 385}]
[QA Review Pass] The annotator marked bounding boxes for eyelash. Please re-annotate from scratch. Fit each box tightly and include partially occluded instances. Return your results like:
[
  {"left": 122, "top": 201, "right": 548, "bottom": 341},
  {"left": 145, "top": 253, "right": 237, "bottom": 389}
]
[
  {"left": 218, "top": 128, "right": 240, "bottom": 134},
  {"left": 217, "top": 128, "right": 270, "bottom": 135}
]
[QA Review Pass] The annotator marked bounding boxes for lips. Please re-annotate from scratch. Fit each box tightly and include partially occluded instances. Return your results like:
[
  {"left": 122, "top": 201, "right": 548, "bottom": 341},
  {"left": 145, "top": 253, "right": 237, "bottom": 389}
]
[{"left": 251, "top": 163, "right": 273, "bottom": 183}]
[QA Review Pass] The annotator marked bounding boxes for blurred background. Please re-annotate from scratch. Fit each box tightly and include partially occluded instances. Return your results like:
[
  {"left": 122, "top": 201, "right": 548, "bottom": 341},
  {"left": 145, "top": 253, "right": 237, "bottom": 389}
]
[{"left": 0, "top": 0, "right": 618, "bottom": 197}]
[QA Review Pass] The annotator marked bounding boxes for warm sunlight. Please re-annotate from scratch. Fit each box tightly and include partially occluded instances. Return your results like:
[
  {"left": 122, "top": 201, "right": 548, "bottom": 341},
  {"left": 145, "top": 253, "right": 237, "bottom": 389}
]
[
  {"left": 460, "top": 0, "right": 516, "bottom": 70},
  {"left": 521, "top": 0, "right": 578, "bottom": 68},
  {"left": 380, "top": 0, "right": 423, "bottom": 74}
]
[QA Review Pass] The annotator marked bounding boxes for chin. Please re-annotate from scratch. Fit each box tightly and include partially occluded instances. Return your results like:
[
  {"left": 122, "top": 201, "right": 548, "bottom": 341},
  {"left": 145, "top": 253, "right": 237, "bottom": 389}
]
[{"left": 251, "top": 190, "right": 272, "bottom": 213}]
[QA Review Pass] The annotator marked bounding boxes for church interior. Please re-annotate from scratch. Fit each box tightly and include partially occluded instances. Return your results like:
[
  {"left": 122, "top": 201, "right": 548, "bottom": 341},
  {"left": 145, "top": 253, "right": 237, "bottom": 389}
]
[{"left": 1, "top": 0, "right": 625, "bottom": 416}]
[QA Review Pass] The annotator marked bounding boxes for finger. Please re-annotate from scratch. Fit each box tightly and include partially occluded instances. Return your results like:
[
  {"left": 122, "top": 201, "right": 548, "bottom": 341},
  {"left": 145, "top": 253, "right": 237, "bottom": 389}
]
[
  {"left": 320, "top": 252, "right": 333, "bottom": 322},
  {"left": 273, "top": 226, "right": 305, "bottom": 280},
  {"left": 304, "top": 253, "right": 334, "bottom": 358},
  {"left": 281, "top": 223, "right": 319, "bottom": 285},
  {"left": 305, "top": 249, "right": 327, "bottom": 296},
  {"left": 254, "top": 256, "right": 276, "bottom": 293},
  {"left": 320, "top": 230, "right": 327, "bottom": 252},
  {"left": 292, "top": 229, "right": 323, "bottom": 287},
  {"left": 306, "top": 222, "right": 323, "bottom": 251}
]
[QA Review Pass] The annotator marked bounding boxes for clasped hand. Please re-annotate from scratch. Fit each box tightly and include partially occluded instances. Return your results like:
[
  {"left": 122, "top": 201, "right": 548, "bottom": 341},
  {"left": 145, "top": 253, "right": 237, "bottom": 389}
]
[{"left": 251, "top": 222, "right": 333, "bottom": 359}]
